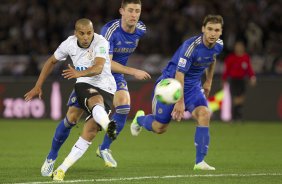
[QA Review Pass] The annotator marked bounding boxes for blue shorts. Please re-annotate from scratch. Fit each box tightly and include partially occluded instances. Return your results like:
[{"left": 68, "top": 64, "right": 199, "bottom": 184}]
[
  {"left": 113, "top": 74, "right": 128, "bottom": 91},
  {"left": 67, "top": 90, "right": 81, "bottom": 108},
  {"left": 153, "top": 76, "right": 208, "bottom": 124}
]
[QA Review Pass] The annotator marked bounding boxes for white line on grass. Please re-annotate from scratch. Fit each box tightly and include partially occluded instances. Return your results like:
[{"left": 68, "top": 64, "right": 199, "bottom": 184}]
[{"left": 8, "top": 173, "right": 282, "bottom": 184}]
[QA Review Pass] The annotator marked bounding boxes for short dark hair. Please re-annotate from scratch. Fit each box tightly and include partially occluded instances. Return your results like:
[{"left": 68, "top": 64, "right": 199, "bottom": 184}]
[
  {"left": 203, "top": 15, "right": 224, "bottom": 27},
  {"left": 121, "top": 0, "right": 141, "bottom": 8}
]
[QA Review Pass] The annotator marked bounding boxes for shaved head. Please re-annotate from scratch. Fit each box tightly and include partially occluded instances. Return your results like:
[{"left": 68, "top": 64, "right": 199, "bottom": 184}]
[
  {"left": 75, "top": 18, "right": 93, "bottom": 30},
  {"left": 74, "top": 18, "right": 94, "bottom": 48}
]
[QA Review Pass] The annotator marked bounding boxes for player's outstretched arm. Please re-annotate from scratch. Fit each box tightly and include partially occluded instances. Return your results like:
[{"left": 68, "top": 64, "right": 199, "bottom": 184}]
[
  {"left": 111, "top": 60, "right": 151, "bottom": 80},
  {"left": 24, "top": 55, "right": 58, "bottom": 101}
]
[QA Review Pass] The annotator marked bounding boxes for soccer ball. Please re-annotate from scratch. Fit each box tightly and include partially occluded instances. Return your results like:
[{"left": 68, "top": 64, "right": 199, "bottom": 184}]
[{"left": 154, "top": 78, "right": 183, "bottom": 104}]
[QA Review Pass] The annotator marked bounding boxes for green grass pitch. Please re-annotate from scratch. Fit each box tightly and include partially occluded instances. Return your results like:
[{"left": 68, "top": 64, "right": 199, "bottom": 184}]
[{"left": 0, "top": 119, "right": 282, "bottom": 184}]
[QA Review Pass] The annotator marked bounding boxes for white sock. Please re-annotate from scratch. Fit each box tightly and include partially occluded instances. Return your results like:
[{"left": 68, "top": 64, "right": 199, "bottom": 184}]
[
  {"left": 92, "top": 105, "right": 110, "bottom": 131},
  {"left": 57, "top": 137, "right": 91, "bottom": 172}
]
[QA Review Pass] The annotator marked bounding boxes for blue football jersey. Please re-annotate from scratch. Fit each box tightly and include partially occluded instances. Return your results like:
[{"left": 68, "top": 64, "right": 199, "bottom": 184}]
[
  {"left": 101, "top": 19, "right": 146, "bottom": 69},
  {"left": 162, "top": 35, "right": 223, "bottom": 92}
]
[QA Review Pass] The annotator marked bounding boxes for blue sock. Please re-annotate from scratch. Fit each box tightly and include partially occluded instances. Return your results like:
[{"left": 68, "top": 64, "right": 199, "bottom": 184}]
[
  {"left": 47, "top": 117, "right": 75, "bottom": 160},
  {"left": 137, "top": 114, "right": 154, "bottom": 131},
  {"left": 194, "top": 126, "right": 210, "bottom": 164},
  {"left": 100, "top": 105, "right": 130, "bottom": 150}
]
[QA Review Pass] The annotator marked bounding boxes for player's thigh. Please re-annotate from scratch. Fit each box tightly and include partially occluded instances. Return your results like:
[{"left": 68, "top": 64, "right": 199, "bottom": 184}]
[
  {"left": 113, "top": 90, "right": 130, "bottom": 107},
  {"left": 74, "top": 83, "right": 114, "bottom": 114},
  {"left": 88, "top": 95, "right": 104, "bottom": 107},
  {"left": 66, "top": 106, "right": 84, "bottom": 123},
  {"left": 184, "top": 86, "right": 208, "bottom": 113}
]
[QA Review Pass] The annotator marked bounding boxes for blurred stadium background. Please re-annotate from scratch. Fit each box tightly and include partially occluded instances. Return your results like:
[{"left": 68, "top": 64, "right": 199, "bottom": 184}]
[{"left": 0, "top": 0, "right": 282, "bottom": 183}]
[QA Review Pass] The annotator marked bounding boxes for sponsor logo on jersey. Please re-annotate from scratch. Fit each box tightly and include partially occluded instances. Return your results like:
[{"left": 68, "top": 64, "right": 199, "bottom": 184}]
[
  {"left": 178, "top": 57, "right": 187, "bottom": 67},
  {"left": 113, "top": 47, "right": 136, "bottom": 53},
  {"left": 75, "top": 66, "right": 88, "bottom": 71}
]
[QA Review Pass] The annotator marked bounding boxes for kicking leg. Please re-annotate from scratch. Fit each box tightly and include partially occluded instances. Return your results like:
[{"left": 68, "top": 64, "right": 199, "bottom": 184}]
[
  {"left": 41, "top": 106, "right": 83, "bottom": 177},
  {"left": 53, "top": 119, "right": 98, "bottom": 181}
]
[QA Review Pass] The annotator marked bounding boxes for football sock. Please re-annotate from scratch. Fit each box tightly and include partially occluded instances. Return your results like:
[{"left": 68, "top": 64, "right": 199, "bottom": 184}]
[
  {"left": 194, "top": 126, "right": 210, "bottom": 164},
  {"left": 100, "top": 105, "right": 130, "bottom": 150},
  {"left": 57, "top": 137, "right": 91, "bottom": 172},
  {"left": 92, "top": 105, "right": 110, "bottom": 131},
  {"left": 137, "top": 114, "right": 154, "bottom": 131},
  {"left": 47, "top": 117, "right": 75, "bottom": 160}
]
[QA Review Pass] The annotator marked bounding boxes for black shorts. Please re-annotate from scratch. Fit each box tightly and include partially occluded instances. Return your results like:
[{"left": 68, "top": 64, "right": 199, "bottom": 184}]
[
  {"left": 74, "top": 83, "right": 114, "bottom": 116},
  {"left": 230, "top": 79, "right": 246, "bottom": 96}
]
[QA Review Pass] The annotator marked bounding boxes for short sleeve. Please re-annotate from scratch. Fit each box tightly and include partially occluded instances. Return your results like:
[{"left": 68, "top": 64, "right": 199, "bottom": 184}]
[
  {"left": 94, "top": 39, "right": 109, "bottom": 59},
  {"left": 101, "top": 25, "right": 114, "bottom": 55},
  {"left": 54, "top": 40, "right": 69, "bottom": 61},
  {"left": 176, "top": 44, "right": 193, "bottom": 73}
]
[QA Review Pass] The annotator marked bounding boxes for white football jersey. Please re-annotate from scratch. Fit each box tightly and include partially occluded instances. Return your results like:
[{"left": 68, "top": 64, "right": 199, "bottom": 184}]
[{"left": 54, "top": 33, "right": 116, "bottom": 94}]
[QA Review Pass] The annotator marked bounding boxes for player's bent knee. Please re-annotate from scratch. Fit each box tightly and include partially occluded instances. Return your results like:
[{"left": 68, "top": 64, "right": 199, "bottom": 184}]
[
  {"left": 67, "top": 115, "right": 79, "bottom": 124},
  {"left": 154, "top": 127, "right": 167, "bottom": 134},
  {"left": 153, "top": 122, "right": 168, "bottom": 134},
  {"left": 201, "top": 109, "right": 211, "bottom": 119},
  {"left": 194, "top": 107, "right": 211, "bottom": 119}
]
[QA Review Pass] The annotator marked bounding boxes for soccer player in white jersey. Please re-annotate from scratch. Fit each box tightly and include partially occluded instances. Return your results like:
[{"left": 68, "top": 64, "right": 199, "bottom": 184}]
[
  {"left": 24, "top": 18, "right": 119, "bottom": 180},
  {"left": 37, "top": 0, "right": 150, "bottom": 178}
]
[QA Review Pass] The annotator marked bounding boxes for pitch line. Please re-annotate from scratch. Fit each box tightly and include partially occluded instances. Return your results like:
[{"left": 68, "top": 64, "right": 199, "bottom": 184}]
[{"left": 9, "top": 173, "right": 282, "bottom": 184}]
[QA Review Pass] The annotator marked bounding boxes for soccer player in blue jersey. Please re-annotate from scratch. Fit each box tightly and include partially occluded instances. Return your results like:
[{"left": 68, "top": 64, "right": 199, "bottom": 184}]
[
  {"left": 131, "top": 14, "right": 224, "bottom": 170},
  {"left": 96, "top": 0, "right": 148, "bottom": 168},
  {"left": 39, "top": 0, "right": 150, "bottom": 176}
]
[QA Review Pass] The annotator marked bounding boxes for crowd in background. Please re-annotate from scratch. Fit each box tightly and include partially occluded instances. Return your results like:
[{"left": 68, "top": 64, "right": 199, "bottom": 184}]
[{"left": 0, "top": 0, "right": 281, "bottom": 76}]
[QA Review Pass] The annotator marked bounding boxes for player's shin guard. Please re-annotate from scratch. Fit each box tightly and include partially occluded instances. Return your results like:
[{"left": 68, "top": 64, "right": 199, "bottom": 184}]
[
  {"left": 47, "top": 117, "right": 75, "bottom": 160},
  {"left": 101, "top": 105, "right": 130, "bottom": 150},
  {"left": 92, "top": 105, "right": 111, "bottom": 131},
  {"left": 138, "top": 114, "right": 154, "bottom": 131},
  {"left": 194, "top": 126, "right": 210, "bottom": 164},
  {"left": 57, "top": 137, "right": 91, "bottom": 172}
]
